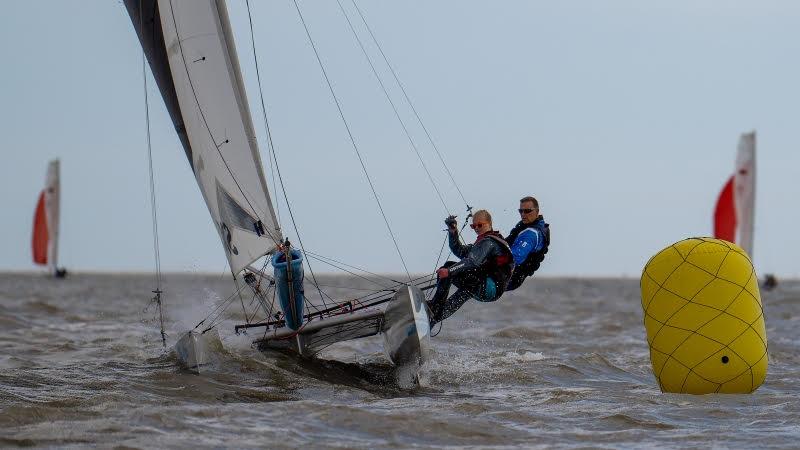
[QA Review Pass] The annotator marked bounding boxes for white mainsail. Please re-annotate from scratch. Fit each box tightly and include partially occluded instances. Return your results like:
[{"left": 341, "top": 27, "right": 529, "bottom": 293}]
[
  {"left": 127, "top": 0, "right": 282, "bottom": 275},
  {"left": 734, "top": 132, "right": 756, "bottom": 256}
]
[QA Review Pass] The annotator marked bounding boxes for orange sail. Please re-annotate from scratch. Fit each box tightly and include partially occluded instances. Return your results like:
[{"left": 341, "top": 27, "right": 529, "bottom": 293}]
[
  {"left": 32, "top": 190, "right": 49, "bottom": 265},
  {"left": 713, "top": 176, "right": 736, "bottom": 242}
]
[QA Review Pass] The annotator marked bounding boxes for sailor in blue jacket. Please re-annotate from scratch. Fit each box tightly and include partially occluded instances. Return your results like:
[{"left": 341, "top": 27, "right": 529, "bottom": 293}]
[
  {"left": 428, "top": 210, "right": 514, "bottom": 325},
  {"left": 504, "top": 196, "right": 550, "bottom": 291}
]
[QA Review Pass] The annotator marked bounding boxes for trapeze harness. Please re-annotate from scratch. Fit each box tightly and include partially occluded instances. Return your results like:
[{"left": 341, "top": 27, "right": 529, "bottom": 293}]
[
  {"left": 505, "top": 216, "right": 550, "bottom": 291},
  {"left": 428, "top": 230, "right": 514, "bottom": 325},
  {"left": 474, "top": 231, "right": 514, "bottom": 298}
]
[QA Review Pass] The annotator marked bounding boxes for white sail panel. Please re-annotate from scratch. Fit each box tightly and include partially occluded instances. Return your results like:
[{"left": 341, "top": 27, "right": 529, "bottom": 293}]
[
  {"left": 45, "top": 159, "right": 60, "bottom": 275},
  {"left": 734, "top": 132, "right": 756, "bottom": 256},
  {"left": 158, "top": 0, "right": 282, "bottom": 273}
]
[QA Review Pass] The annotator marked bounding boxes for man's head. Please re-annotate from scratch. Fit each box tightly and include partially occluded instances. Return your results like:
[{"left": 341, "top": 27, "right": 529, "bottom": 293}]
[
  {"left": 470, "top": 209, "right": 493, "bottom": 234},
  {"left": 519, "top": 196, "right": 539, "bottom": 224}
]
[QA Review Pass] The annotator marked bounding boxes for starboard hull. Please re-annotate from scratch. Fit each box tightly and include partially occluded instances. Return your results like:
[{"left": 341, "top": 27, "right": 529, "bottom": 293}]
[
  {"left": 254, "top": 286, "right": 430, "bottom": 369},
  {"left": 175, "top": 330, "right": 213, "bottom": 374}
]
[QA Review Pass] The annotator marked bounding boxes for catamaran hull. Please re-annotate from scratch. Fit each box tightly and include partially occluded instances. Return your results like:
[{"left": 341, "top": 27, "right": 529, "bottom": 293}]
[
  {"left": 175, "top": 330, "right": 212, "bottom": 373},
  {"left": 382, "top": 286, "right": 430, "bottom": 367},
  {"left": 254, "top": 286, "right": 430, "bottom": 368}
]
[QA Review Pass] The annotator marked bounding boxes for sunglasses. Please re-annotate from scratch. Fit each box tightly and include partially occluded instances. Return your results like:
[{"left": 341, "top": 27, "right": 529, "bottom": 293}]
[
  {"left": 470, "top": 222, "right": 488, "bottom": 230},
  {"left": 518, "top": 208, "right": 535, "bottom": 214}
]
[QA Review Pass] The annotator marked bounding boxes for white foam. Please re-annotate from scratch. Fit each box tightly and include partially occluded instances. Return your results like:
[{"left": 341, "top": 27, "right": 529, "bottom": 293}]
[{"left": 504, "top": 351, "right": 546, "bottom": 362}]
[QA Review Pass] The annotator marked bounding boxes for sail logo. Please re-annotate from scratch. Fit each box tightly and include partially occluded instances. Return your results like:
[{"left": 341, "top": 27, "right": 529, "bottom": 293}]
[
  {"left": 221, "top": 223, "right": 238, "bottom": 255},
  {"left": 216, "top": 181, "right": 263, "bottom": 257}
]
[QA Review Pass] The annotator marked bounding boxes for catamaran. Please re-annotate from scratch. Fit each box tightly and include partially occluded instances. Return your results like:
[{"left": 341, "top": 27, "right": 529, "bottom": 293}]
[
  {"left": 122, "top": 0, "right": 465, "bottom": 373},
  {"left": 712, "top": 131, "right": 775, "bottom": 288},
  {"left": 713, "top": 131, "right": 756, "bottom": 255},
  {"left": 32, "top": 159, "right": 67, "bottom": 278}
]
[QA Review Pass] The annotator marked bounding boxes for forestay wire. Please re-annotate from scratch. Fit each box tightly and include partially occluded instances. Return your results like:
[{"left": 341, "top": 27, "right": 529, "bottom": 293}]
[{"left": 140, "top": 21, "right": 166, "bottom": 349}]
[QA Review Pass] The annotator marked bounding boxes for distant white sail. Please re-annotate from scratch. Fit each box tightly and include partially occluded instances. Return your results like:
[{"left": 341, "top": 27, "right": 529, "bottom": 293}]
[
  {"left": 126, "top": 0, "right": 282, "bottom": 274},
  {"left": 734, "top": 132, "right": 756, "bottom": 256},
  {"left": 45, "top": 160, "right": 60, "bottom": 275}
]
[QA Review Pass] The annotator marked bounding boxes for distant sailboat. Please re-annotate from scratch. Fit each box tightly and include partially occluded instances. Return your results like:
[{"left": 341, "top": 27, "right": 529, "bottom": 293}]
[
  {"left": 712, "top": 132, "right": 774, "bottom": 289},
  {"left": 125, "top": 0, "right": 431, "bottom": 372},
  {"left": 713, "top": 132, "right": 756, "bottom": 255},
  {"left": 32, "top": 159, "right": 67, "bottom": 278}
]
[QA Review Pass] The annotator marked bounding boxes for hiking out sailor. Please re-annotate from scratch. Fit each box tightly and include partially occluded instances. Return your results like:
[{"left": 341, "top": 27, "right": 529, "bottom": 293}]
[
  {"left": 504, "top": 196, "right": 550, "bottom": 291},
  {"left": 427, "top": 210, "right": 514, "bottom": 325}
]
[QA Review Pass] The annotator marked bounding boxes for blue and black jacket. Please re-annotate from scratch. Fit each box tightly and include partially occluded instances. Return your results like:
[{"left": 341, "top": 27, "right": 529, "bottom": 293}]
[{"left": 504, "top": 216, "right": 550, "bottom": 291}]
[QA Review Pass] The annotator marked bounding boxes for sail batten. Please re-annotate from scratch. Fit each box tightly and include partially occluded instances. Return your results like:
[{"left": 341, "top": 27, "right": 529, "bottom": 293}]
[{"left": 126, "top": 0, "right": 282, "bottom": 274}]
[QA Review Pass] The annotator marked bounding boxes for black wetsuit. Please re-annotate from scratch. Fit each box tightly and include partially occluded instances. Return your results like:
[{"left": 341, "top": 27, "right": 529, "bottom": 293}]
[{"left": 428, "top": 229, "right": 513, "bottom": 325}]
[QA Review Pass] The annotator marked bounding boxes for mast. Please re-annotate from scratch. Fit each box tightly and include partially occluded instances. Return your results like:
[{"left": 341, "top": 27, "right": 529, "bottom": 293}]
[{"left": 124, "top": 0, "right": 282, "bottom": 275}]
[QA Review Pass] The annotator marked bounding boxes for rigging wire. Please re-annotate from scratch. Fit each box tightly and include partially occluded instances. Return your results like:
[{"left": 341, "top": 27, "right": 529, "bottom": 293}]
[
  {"left": 304, "top": 254, "right": 394, "bottom": 289},
  {"left": 197, "top": 281, "right": 249, "bottom": 333},
  {"left": 335, "top": 0, "right": 450, "bottom": 214},
  {"left": 350, "top": 0, "right": 470, "bottom": 208},
  {"left": 260, "top": 288, "right": 278, "bottom": 340},
  {"left": 292, "top": 0, "right": 412, "bottom": 283},
  {"left": 244, "top": 0, "right": 282, "bottom": 230},
  {"left": 245, "top": 0, "right": 329, "bottom": 308},
  {"left": 140, "top": 6, "right": 166, "bottom": 349},
  {"left": 302, "top": 250, "right": 403, "bottom": 284},
  {"left": 343, "top": 0, "right": 477, "bottom": 287}
]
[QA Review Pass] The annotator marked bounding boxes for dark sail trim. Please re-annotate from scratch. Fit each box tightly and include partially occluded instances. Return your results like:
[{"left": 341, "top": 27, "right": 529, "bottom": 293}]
[{"left": 124, "top": 0, "right": 194, "bottom": 170}]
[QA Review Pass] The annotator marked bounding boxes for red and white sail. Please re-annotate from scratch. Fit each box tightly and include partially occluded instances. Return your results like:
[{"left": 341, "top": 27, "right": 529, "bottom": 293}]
[
  {"left": 32, "top": 159, "right": 60, "bottom": 275},
  {"left": 713, "top": 132, "right": 756, "bottom": 256}
]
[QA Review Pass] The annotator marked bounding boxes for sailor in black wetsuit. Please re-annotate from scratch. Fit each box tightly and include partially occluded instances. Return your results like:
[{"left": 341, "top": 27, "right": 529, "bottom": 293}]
[
  {"left": 504, "top": 196, "right": 550, "bottom": 291},
  {"left": 428, "top": 210, "right": 514, "bottom": 325}
]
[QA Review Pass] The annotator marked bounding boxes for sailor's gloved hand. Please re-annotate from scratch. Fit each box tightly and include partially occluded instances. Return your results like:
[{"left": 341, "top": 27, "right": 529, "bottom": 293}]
[
  {"left": 444, "top": 215, "right": 458, "bottom": 230},
  {"left": 436, "top": 267, "right": 450, "bottom": 279}
]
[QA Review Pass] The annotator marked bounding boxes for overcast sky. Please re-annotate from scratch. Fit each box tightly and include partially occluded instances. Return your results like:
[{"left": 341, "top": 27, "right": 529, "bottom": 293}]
[{"left": 1, "top": 1, "right": 799, "bottom": 277}]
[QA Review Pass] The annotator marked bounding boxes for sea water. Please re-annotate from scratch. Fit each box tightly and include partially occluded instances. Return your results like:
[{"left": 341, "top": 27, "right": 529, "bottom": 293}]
[{"left": 0, "top": 273, "right": 797, "bottom": 448}]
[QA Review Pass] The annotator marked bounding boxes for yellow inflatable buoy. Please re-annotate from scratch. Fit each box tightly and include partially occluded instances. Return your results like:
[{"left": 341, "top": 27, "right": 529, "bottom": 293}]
[{"left": 640, "top": 237, "right": 767, "bottom": 394}]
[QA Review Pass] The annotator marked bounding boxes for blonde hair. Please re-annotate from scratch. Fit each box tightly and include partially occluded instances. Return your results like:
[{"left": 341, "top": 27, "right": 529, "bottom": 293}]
[{"left": 473, "top": 209, "right": 492, "bottom": 226}]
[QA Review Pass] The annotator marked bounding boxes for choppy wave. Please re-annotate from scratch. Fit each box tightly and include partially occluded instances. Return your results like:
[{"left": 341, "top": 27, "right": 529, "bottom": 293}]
[{"left": 0, "top": 273, "right": 797, "bottom": 448}]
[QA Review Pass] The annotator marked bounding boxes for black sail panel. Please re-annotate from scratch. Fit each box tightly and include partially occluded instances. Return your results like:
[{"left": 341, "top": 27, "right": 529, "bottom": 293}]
[{"left": 123, "top": 0, "right": 194, "bottom": 170}]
